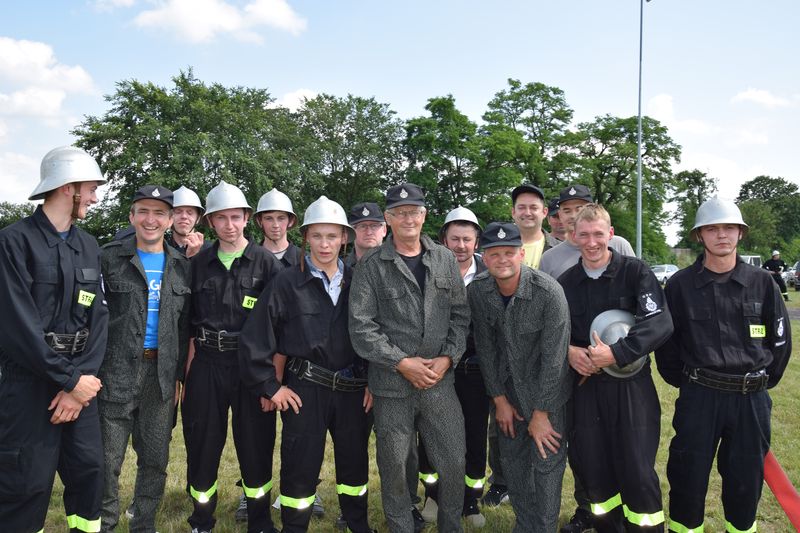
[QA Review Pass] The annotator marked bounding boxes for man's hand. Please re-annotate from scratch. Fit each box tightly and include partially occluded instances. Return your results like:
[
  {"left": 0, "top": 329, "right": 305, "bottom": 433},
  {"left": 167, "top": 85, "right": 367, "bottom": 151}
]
[
  {"left": 271, "top": 386, "right": 302, "bottom": 414},
  {"left": 425, "top": 356, "right": 451, "bottom": 383},
  {"left": 260, "top": 396, "right": 277, "bottom": 412},
  {"left": 396, "top": 357, "right": 439, "bottom": 389},
  {"left": 528, "top": 410, "right": 562, "bottom": 459},
  {"left": 184, "top": 232, "right": 205, "bottom": 258},
  {"left": 588, "top": 332, "right": 616, "bottom": 369},
  {"left": 568, "top": 345, "right": 596, "bottom": 377},
  {"left": 363, "top": 387, "right": 373, "bottom": 413},
  {"left": 494, "top": 395, "right": 524, "bottom": 438},
  {"left": 49, "top": 390, "right": 84, "bottom": 424},
  {"left": 70, "top": 375, "right": 102, "bottom": 405}
]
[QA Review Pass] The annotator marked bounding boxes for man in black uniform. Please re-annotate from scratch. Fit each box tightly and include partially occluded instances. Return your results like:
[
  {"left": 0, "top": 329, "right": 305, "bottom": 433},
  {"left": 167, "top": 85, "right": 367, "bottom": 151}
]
[
  {"left": 255, "top": 188, "right": 302, "bottom": 267},
  {"left": 655, "top": 198, "right": 791, "bottom": 533},
  {"left": 167, "top": 185, "right": 210, "bottom": 258},
  {"left": 558, "top": 204, "right": 672, "bottom": 533},
  {"left": 0, "top": 145, "right": 108, "bottom": 533},
  {"left": 240, "top": 196, "right": 375, "bottom": 533},
  {"left": 345, "top": 202, "right": 387, "bottom": 268},
  {"left": 762, "top": 250, "right": 789, "bottom": 301},
  {"left": 182, "top": 181, "right": 282, "bottom": 533}
]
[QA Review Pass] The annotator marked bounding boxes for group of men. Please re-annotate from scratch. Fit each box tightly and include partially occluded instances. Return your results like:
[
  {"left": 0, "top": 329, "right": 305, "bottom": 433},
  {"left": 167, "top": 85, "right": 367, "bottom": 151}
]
[{"left": 0, "top": 145, "right": 791, "bottom": 533}]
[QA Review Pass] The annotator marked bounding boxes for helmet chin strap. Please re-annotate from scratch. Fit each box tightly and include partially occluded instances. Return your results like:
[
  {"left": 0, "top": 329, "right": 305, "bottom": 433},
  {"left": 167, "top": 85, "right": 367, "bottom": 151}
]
[{"left": 71, "top": 191, "right": 82, "bottom": 220}]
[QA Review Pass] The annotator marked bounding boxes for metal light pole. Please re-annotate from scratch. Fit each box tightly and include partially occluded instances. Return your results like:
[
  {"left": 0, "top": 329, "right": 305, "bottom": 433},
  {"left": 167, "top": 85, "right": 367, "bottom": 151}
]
[{"left": 636, "top": 0, "right": 650, "bottom": 259}]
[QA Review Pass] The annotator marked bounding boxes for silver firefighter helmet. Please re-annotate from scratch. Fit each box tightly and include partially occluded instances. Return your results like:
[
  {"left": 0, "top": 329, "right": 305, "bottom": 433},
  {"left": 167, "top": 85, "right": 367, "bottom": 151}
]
[
  {"left": 173, "top": 186, "right": 204, "bottom": 214},
  {"left": 29, "top": 146, "right": 106, "bottom": 201},
  {"left": 204, "top": 181, "right": 251, "bottom": 217},
  {"left": 589, "top": 309, "right": 647, "bottom": 378},
  {"left": 301, "top": 195, "right": 355, "bottom": 242},
  {"left": 690, "top": 197, "right": 748, "bottom": 241}
]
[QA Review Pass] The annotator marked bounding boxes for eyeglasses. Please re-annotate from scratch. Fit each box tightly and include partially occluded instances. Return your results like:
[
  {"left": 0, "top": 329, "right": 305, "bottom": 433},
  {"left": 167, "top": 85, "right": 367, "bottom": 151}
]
[
  {"left": 355, "top": 223, "right": 384, "bottom": 232},
  {"left": 387, "top": 208, "right": 424, "bottom": 220}
]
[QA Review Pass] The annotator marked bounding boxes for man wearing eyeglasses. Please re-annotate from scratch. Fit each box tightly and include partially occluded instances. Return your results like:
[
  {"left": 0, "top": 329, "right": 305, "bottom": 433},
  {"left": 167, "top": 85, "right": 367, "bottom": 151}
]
[
  {"left": 345, "top": 202, "right": 388, "bottom": 267},
  {"left": 350, "top": 183, "right": 470, "bottom": 533}
]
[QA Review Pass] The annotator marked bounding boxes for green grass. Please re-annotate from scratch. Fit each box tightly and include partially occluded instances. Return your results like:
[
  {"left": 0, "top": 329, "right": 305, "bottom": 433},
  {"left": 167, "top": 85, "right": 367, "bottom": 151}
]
[{"left": 46, "top": 320, "right": 799, "bottom": 532}]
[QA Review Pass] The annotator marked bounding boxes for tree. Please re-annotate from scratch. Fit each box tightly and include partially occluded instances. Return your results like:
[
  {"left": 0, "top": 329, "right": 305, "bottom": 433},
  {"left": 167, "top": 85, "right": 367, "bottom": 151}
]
[
  {"left": 0, "top": 202, "right": 35, "bottom": 230},
  {"left": 671, "top": 169, "right": 718, "bottom": 249},
  {"left": 738, "top": 200, "right": 780, "bottom": 257},
  {"left": 294, "top": 94, "right": 405, "bottom": 210},
  {"left": 737, "top": 175, "right": 800, "bottom": 246}
]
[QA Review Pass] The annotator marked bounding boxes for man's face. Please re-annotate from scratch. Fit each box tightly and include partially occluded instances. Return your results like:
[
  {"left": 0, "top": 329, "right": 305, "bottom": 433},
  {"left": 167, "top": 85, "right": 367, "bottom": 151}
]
[
  {"left": 129, "top": 199, "right": 172, "bottom": 247},
  {"left": 70, "top": 181, "right": 100, "bottom": 220},
  {"left": 258, "top": 211, "right": 292, "bottom": 242},
  {"left": 353, "top": 220, "right": 387, "bottom": 250},
  {"left": 385, "top": 205, "right": 426, "bottom": 241},
  {"left": 444, "top": 223, "right": 478, "bottom": 265},
  {"left": 698, "top": 224, "right": 741, "bottom": 259},
  {"left": 172, "top": 206, "right": 201, "bottom": 236},
  {"left": 208, "top": 208, "right": 249, "bottom": 246},
  {"left": 574, "top": 217, "right": 613, "bottom": 268},
  {"left": 558, "top": 199, "right": 590, "bottom": 233},
  {"left": 549, "top": 212, "right": 566, "bottom": 239},
  {"left": 306, "top": 223, "right": 345, "bottom": 269},
  {"left": 511, "top": 193, "right": 547, "bottom": 232},
  {"left": 483, "top": 245, "right": 524, "bottom": 282}
]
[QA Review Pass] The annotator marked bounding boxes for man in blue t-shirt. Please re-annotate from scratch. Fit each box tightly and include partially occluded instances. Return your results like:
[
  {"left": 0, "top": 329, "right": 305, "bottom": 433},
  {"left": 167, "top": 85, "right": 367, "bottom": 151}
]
[{"left": 98, "top": 185, "right": 191, "bottom": 532}]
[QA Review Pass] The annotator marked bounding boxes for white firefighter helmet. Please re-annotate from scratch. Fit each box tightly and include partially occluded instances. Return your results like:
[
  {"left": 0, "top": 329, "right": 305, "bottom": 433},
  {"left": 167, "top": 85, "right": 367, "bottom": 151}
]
[
  {"left": 173, "top": 186, "right": 205, "bottom": 215},
  {"left": 204, "top": 181, "right": 251, "bottom": 217},
  {"left": 256, "top": 188, "right": 297, "bottom": 225},
  {"left": 690, "top": 197, "right": 748, "bottom": 241},
  {"left": 772, "top": 250, "right": 780, "bottom": 257},
  {"left": 301, "top": 196, "right": 355, "bottom": 242},
  {"left": 439, "top": 205, "right": 481, "bottom": 242},
  {"left": 589, "top": 309, "right": 648, "bottom": 378},
  {"left": 29, "top": 146, "right": 106, "bottom": 201}
]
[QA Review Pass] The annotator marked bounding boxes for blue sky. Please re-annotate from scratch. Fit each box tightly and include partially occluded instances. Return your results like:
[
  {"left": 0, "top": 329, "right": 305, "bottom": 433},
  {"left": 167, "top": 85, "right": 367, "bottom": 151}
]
[{"left": 1, "top": 1, "right": 797, "bottom": 244}]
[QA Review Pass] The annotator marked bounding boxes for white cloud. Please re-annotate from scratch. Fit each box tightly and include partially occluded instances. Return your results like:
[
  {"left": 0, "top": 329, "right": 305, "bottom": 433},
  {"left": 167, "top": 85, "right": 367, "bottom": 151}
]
[
  {"left": 133, "top": 0, "right": 306, "bottom": 43},
  {"left": 729, "top": 129, "right": 769, "bottom": 146},
  {"left": 647, "top": 94, "right": 717, "bottom": 136},
  {"left": 0, "top": 37, "right": 94, "bottom": 94},
  {"left": 0, "top": 88, "right": 66, "bottom": 117},
  {"left": 0, "top": 151, "right": 39, "bottom": 203},
  {"left": 270, "top": 88, "right": 317, "bottom": 111},
  {"left": 731, "top": 88, "right": 792, "bottom": 109},
  {"left": 91, "top": 0, "right": 137, "bottom": 10},
  {"left": 0, "top": 120, "right": 7, "bottom": 143}
]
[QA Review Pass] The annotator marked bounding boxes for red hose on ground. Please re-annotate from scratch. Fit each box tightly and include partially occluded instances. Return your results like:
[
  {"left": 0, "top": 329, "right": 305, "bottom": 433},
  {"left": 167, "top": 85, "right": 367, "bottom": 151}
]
[{"left": 764, "top": 450, "right": 800, "bottom": 530}]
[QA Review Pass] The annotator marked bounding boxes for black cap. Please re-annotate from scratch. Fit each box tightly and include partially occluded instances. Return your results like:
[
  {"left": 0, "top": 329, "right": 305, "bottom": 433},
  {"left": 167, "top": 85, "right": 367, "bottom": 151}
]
[
  {"left": 548, "top": 197, "right": 560, "bottom": 215},
  {"left": 558, "top": 184, "right": 593, "bottom": 204},
  {"left": 386, "top": 183, "right": 425, "bottom": 209},
  {"left": 511, "top": 183, "right": 546, "bottom": 204},
  {"left": 132, "top": 185, "right": 173, "bottom": 208},
  {"left": 480, "top": 222, "right": 522, "bottom": 249},
  {"left": 349, "top": 202, "right": 384, "bottom": 224}
]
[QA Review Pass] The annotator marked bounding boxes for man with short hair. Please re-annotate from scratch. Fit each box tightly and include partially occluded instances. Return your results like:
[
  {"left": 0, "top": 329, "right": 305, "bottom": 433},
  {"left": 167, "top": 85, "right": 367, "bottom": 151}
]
[
  {"left": 98, "top": 185, "right": 191, "bottom": 532},
  {"left": 656, "top": 198, "right": 791, "bottom": 533},
  {"left": 168, "top": 185, "right": 209, "bottom": 258},
  {"left": 547, "top": 197, "right": 567, "bottom": 242},
  {"left": 345, "top": 202, "right": 387, "bottom": 267},
  {"left": 469, "top": 222, "right": 571, "bottom": 533},
  {"left": 510, "top": 184, "right": 559, "bottom": 269},
  {"left": 0, "top": 146, "right": 108, "bottom": 533},
  {"left": 255, "top": 188, "right": 302, "bottom": 267},
  {"left": 559, "top": 204, "right": 671, "bottom": 533},
  {"left": 349, "top": 183, "right": 470, "bottom": 533},
  {"left": 539, "top": 184, "right": 634, "bottom": 281},
  {"left": 763, "top": 250, "right": 789, "bottom": 301}
]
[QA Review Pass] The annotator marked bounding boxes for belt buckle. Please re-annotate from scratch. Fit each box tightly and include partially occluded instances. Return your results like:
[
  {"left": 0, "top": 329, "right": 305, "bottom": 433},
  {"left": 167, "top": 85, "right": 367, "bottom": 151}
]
[
  {"left": 332, "top": 370, "right": 340, "bottom": 391},
  {"left": 302, "top": 360, "right": 314, "bottom": 380},
  {"left": 71, "top": 332, "right": 82, "bottom": 355},
  {"left": 742, "top": 371, "right": 756, "bottom": 394},
  {"left": 216, "top": 329, "right": 227, "bottom": 351},
  {"left": 197, "top": 327, "right": 207, "bottom": 343}
]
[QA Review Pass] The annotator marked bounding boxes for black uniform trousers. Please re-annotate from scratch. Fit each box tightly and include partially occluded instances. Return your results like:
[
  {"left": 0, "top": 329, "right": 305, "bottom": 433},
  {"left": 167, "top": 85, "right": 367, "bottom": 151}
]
[
  {"left": 279, "top": 373, "right": 370, "bottom": 533},
  {"left": 418, "top": 365, "right": 490, "bottom": 511},
  {"left": 0, "top": 366, "right": 103, "bottom": 533},
  {"left": 666, "top": 380, "right": 770, "bottom": 532},
  {"left": 182, "top": 349, "right": 276, "bottom": 533},
  {"left": 569, "top": 371, "right": 664, "bottom": 533}
]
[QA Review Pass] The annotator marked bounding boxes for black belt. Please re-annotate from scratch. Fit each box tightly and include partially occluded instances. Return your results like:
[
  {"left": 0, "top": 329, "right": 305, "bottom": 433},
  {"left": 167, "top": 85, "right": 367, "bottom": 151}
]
[
  {"left": 455, "top": 358, "right": 481, "bottom": 374},
  {"left": 196, "top": 327, "right": 240, "bottom": 351},
  {"left": 45, "top": 329, "right": 89, "bottom": 355},
  {"left": 685, "top": 366, "right": 768, "bottom": 394},
  {"left": 287, "top": 358, "right": 367, "bottom": 392}
]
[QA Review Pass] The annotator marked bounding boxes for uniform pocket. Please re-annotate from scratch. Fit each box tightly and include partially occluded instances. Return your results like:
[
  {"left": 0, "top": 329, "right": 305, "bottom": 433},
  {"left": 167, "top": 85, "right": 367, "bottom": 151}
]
[{"left": 0, "top": 448, "right": 25, "bottom": 499}]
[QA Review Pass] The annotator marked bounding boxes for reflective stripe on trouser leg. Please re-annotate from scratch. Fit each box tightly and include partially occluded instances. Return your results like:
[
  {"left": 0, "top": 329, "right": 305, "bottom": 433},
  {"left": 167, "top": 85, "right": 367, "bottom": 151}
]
[
  {"left": 725, "top": 520, "right": 756, "bottom": 533},
  {"left": 623, "top": 504, "right": 665, "bottom": 527},
  {"left": 190, "top": 480, "right": 218, "bottom": 503},
  {"left": 337, "top": 483, "right": 368, "bottom": 497},
  {"left": 280, "top": 494, "right": 316, "bottom": 509},
  {"left": 66, "top": 514, "right": 101, "bottom": 532},
  {"left": 242, "top": 479, "right": 273, "bottom": 499},
  {"left": 668, "top": 519, "right": 704, "bottom": 533}
]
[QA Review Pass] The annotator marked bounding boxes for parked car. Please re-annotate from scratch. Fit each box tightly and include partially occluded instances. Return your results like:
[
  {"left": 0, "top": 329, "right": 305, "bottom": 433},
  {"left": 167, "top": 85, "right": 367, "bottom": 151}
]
[
  {"left": 787, "top": 261, "right": 800, "bottom": 291},
  {"left": 741, "top": 255, "right": 762, "bottom": 268},
  {"left": 651, "top": 264, "right": 679, "bottom": 284}
]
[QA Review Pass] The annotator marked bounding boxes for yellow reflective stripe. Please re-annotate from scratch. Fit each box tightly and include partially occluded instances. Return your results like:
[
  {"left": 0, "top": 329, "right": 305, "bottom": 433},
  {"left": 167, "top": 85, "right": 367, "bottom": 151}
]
[
  {"left": 190, "top": 480, "right": 218, "bottom": 503},
  {"left": 465, "top": 475, "right": 485, "bottom": 489},
  {"left": 35, "top": 530, "right": 44, "bottom": 533},
  {"left": 590, "top": 493, "right": 622, "bottom": 515},
  {"left": 726, "top": 520, "right": 756, "bottom": 533},
  {"left": 336, "top": 483, "right": 368, "bottom": 496},
  {"left": 622, "top": 505, "right": 664, "bottom": 526},
  {"left": 419, "top": 472, "right": 438, "bottom": 483},
  {"left": 749, "top": 325, "right": 766, "bottom": 338},
  {"left": 669, "top": 519, "right": 704, "bottom": 533},
  {"left": 66, "top": 514, "right": 101, "bottom": 532},
  {"left": 280, "top": 493, "right": 316, "bottom": 509},
  {"left": 242, "top": 479, "right": 273, "bottom": 499},
  {"left": 77, "top": 290, "right": 96, "bottom": 307}
]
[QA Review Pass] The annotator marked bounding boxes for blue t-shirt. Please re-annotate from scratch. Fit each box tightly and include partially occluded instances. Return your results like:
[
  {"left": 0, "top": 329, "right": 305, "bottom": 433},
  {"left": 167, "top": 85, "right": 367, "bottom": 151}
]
[{"left": 137, "top": 250, "right": 165, "bottom": 349}]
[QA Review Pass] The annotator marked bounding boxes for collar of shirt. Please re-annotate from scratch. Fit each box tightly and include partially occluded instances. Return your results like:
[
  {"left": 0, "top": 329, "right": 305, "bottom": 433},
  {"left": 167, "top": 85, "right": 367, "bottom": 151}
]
[
  {"left": 463, "top": 255, "right": 478, "bottom": 286},
  {"left": 305, "top": 255, "right": 345, "bottom": 305}
]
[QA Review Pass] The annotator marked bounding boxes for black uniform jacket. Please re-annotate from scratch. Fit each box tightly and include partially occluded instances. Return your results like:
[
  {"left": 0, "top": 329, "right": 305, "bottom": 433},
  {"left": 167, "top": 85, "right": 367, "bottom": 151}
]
[
  {"left": 262, "top": 241, "right": 302, "bottom": 269},
  {"left": 190, "top": 240, "right": 282, "bottom": 341},
  {"left": 558, "top": 249, "right": 673, "bottom": 368},
  {"left": 239, "top": 263, "right": 364, "bottom": 399},
  {"left": 166, "top": 231, "right": 212, "bottom": 256},
  {"left": 463, "top": 255, "right": 487, "bottom": 361},
  {"left": 0, "top": 206, "right": 109, "bottom": 390},
  {"left": 655, "top": 254, "right": 792, "bottom": 388}
]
